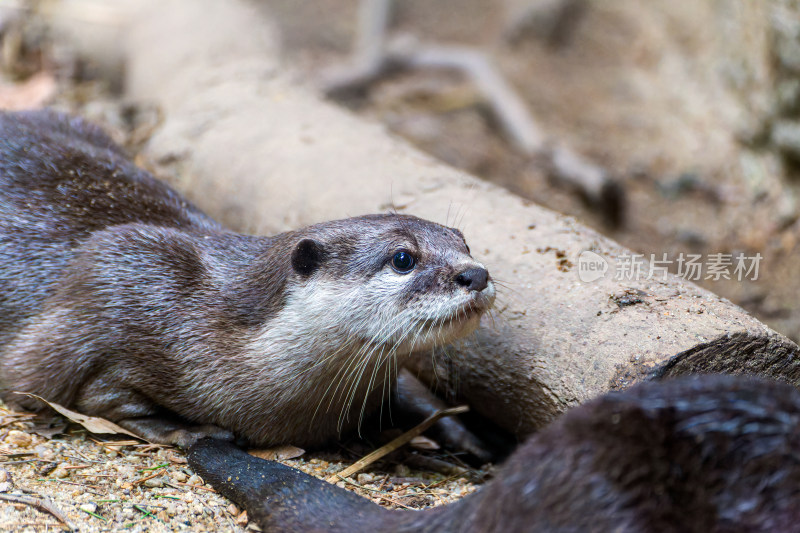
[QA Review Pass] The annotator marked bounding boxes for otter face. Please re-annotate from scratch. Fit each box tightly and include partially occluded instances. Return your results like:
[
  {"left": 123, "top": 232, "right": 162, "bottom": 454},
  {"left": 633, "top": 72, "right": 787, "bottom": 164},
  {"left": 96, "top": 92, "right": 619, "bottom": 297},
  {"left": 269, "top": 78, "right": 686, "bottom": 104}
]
[
  {"left": 240, "top": 213, "right": 495, "bottom": 436},
  {"left": 286, "top": 214, "right": 496, "bottom": 355}
]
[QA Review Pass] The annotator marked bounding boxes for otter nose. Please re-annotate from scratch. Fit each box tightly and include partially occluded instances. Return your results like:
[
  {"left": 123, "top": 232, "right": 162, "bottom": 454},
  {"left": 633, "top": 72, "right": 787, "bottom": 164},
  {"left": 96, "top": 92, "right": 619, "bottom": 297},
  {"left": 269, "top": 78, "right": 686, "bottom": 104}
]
[{"left": 455, "top": 267, "right": 489, "bottom": 292}]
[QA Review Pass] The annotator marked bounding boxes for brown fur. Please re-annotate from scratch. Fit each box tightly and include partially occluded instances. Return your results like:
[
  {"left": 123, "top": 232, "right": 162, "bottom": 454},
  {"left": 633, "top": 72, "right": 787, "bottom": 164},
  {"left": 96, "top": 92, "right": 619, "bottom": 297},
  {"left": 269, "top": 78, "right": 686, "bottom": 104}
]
[{"left": 0, "top": 110, "right": 495, "bottom": 447}]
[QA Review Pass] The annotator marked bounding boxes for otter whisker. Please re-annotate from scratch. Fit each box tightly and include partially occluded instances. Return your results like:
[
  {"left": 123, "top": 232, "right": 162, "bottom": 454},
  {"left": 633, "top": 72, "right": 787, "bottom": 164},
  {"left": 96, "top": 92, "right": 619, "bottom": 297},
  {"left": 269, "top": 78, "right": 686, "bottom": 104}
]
[
  {"left": 337, "top": 316, "right": 408, "bottom": 432},
  {"left": 349, "top": 316, "right": 418, "bottom": 431}
]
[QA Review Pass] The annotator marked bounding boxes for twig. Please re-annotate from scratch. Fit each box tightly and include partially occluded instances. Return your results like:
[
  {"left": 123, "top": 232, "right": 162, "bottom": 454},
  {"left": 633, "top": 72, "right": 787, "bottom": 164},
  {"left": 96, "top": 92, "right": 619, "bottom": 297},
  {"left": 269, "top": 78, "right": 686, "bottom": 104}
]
[
  {"left": 386, "top": 40, "right": 546, "bottom": 154},
  {"left": 37, "top": 478, "right": 103, "bottom": 494},
  {"left": 356, "top": 0, "right": 392, "bottom": 69},
  {"left": 321, "top": 0, "right": 392, "bottom": 95},
  {"left": 327, "top": 405, "right": 468, "bottom": 482},
  {"left": 323, "top": 0, "right": 625, "bottom": 226},
  {"left": 134, "top": 470, "right": 164, "bottom": 486},
  {"left": 403, "top": 453, "right": 469, "bottom": 478},
  {"left": 166, "top": 481, "right": 217, "bottom": 493},
  {"left": 0, "top": 493, "right": 74, "bottom": 531}
]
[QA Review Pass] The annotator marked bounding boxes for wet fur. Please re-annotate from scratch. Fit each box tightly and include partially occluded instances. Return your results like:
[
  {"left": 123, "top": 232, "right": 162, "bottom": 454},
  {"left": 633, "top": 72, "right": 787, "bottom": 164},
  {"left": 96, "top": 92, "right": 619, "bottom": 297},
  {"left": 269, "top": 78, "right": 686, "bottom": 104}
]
[
  {"left": 0, "top": 110, "right": 494, "bottom": 447},
  {"left": 189, "top": 374, "right": 800, "bottom": 532}
]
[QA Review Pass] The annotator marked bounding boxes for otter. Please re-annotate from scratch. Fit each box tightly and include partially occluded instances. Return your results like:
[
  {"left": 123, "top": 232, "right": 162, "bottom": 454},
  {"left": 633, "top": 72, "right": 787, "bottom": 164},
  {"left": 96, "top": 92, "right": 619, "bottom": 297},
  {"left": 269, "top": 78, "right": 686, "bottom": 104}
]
[
  {"left": 189, "top": 374, "right": 800, "bottom": 532},
  {"left": 0, "top": 110, "right": 495, "bottom": 448}
]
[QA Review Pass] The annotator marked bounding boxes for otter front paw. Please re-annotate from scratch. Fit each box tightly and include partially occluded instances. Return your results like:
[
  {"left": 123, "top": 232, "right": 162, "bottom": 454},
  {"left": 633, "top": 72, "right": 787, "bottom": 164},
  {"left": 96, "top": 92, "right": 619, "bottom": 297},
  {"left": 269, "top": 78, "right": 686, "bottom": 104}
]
[{"left": 117, "top": 417, "right": 235, "bottom": 449}]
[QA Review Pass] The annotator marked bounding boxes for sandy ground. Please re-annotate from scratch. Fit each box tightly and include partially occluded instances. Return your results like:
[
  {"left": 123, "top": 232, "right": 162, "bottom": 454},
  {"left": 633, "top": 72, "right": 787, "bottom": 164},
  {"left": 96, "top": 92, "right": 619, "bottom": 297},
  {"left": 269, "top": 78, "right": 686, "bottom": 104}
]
[{"left": 0, "top": 403, "right": 482, "bottom": 532}]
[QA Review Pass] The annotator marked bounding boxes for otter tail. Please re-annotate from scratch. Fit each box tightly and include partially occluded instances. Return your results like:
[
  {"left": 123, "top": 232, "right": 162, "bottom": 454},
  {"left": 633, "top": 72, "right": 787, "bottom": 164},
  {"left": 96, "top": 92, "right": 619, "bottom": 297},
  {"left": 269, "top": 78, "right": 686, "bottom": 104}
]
[{"left": 187, "top": 439, "right": 422, "bottom": 533}]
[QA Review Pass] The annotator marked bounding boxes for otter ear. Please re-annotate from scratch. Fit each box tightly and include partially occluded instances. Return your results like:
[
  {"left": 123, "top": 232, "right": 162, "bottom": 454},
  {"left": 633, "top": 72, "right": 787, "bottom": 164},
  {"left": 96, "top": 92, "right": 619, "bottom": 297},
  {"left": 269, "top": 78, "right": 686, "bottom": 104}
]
[{"left": 291, "top": 239, "right": 326, "bottom": 276}]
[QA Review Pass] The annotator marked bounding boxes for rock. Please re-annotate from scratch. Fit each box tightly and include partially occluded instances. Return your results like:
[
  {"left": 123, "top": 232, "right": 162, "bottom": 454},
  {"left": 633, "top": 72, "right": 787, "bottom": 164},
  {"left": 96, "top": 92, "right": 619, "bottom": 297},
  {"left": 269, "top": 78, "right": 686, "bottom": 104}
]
[
  {"left": 79, "top": 502, "right": 97, "bottom": 514},
  {"left": 4, "top": 430, "right": 32, "bottom": 447},
  {"left": 356, "top": 473, "right": 374, "bottom": 484},
  {"left": 51, "top": 464, "right": 70, "bottom": 479},
  {"left": 144, "top": 477, "right": 163, "bottom": 488}
]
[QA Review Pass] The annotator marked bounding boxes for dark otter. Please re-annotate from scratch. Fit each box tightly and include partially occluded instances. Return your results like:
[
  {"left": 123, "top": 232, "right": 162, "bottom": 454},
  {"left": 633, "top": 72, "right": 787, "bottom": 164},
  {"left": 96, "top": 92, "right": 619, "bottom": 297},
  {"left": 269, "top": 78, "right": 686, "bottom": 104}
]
[
  {"left": 0, "top": 110, "right": 495, "bottom": 448},
  {"left": 189, "top": 374, "right": 800, "bottom": 532}
]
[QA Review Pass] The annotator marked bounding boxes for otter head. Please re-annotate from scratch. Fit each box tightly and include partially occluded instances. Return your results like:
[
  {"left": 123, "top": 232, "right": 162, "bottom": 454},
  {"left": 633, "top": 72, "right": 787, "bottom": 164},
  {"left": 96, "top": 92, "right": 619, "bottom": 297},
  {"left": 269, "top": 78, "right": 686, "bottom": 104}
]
[{"left": 285, "top": 213, "right": 495, "bottom": 356}]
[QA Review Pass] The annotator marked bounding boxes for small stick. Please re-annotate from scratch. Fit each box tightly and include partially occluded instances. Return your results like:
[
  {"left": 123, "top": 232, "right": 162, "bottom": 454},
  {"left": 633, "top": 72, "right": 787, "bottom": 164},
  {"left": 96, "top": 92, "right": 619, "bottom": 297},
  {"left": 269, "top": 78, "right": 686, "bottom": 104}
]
[
  {"left": 327, "top": 405, "right": 468, "bottom": 482},
  {"left": 134, "top": 470, "right": 164, "bottom": 485},
  {"left": 166, "top": 481, "right": 217, "bottom": 493},
  {"left": 37, "top": 478, "right": 103, "bottom": 494},
  {"left": 387, "top": 41, "right": 546, "bottom": 155},
  {"left": 0, "top": 493, "right": 74, "bottom": 531},
  {"left": 323, "top": 0, "right": 624, "bottom": 226},
  {"left": 321, "top": 0, "right": 393, "bottom": 95}
]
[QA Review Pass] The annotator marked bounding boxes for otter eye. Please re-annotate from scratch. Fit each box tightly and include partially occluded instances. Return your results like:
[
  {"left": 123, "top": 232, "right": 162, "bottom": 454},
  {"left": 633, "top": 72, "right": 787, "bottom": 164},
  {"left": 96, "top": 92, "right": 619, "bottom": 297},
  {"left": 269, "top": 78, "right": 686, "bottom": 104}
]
[{"left": 391, "top": 251, "right": 415, "bottom": 273}]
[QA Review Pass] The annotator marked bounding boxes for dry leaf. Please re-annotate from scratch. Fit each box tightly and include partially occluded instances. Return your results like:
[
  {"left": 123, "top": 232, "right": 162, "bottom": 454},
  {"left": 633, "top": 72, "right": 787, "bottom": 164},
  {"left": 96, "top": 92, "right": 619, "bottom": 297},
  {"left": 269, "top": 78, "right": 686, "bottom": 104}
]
[
  {"left": 13, "top": 392, "right": 147, "bottom": 442},
  {"left": 0, "top": 72, "right": 56, "bottom": 110},
  {"left": 248, "top": 445, "right": 305, "bottom": 461},
  {"left": 167, "top": 451, "right": 188, "bottom": 464}
]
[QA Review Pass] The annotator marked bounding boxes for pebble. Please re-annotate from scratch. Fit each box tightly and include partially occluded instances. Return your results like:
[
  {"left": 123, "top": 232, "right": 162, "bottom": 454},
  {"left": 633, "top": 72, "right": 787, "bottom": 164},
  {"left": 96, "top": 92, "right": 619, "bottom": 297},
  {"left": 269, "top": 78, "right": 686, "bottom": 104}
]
[
  {"left": 115, "top": 465, "right": 135, "bottom": 476},
  {"left": 171, "top": 471, "right": 188, "bottom": 482},
  {"left": 34, "top": 445, "right": 55, "bottom": 460},
  {"left": 4, "top": 430, "right": 32, "bottom": 447},
  {"left": 0, "top": 469, "right": 11, "bottom": 493},
  {"left": 51, "top": 464, "right": 70, "bottom": 479},
  {"left": 187, "top": 474, "right": 204, "bottom": 486},
  {"left": 79, "top": 503, "right": 98, "bottom": 514},
  {"left": 144, "top": 477, "right": 163, "bottom": 488},
  {"left": 357, "top": 473, "right": 374, "bottom": 484}
]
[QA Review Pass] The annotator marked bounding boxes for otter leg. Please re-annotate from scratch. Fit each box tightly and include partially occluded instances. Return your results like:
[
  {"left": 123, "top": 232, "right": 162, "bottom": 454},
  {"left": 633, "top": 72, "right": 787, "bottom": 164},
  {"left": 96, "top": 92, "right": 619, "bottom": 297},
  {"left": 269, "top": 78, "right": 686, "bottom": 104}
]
[
  {"left": 394, "top": 369, "right": 494, "bottom": 463},
  {"left": 74, "top": 377, "right": 233, "bottom": 448},
  {"left": 117, "top": 417, "right": 234, "bottom": 449}
]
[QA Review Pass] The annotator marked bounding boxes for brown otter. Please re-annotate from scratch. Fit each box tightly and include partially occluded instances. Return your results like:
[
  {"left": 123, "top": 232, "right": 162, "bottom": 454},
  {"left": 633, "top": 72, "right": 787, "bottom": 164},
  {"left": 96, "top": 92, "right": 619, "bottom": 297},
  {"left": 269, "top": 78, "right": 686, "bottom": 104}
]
[
  {"left": 189, "top": 374, "right": 800, "bottom": 532},
  {"left": 0, "top": 109, "right": 495, "bottom": 448}
]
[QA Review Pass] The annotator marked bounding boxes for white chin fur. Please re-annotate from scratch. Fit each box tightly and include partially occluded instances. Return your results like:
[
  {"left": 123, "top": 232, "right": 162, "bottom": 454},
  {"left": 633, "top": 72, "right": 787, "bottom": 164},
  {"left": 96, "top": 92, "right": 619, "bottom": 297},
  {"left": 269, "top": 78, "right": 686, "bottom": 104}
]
[{"left": 244, "top": 274, "right": 492, "bottom": 379}]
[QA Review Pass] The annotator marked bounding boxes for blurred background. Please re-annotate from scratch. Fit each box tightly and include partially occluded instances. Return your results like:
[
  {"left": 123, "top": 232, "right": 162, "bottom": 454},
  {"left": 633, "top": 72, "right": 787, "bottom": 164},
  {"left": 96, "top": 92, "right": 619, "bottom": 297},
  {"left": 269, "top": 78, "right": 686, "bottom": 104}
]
[{"left": 1, "top": 0, "right": 798, "bottom": 341}]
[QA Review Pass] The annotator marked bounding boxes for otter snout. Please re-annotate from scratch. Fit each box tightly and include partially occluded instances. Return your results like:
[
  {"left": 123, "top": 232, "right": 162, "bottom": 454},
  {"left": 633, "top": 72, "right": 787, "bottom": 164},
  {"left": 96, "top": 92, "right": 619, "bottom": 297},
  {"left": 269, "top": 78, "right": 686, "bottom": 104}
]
[{"left": 454, "top": 267, "right": 489, "bottom": 292}]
